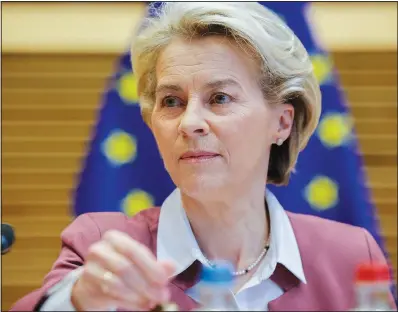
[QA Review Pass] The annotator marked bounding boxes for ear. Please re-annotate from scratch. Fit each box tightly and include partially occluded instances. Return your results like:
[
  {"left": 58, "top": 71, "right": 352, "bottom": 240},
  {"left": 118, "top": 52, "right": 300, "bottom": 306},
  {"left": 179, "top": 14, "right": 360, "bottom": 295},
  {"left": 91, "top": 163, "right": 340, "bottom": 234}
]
[{"left": 274, "top": 103, "right": 294, "bottom": 143}]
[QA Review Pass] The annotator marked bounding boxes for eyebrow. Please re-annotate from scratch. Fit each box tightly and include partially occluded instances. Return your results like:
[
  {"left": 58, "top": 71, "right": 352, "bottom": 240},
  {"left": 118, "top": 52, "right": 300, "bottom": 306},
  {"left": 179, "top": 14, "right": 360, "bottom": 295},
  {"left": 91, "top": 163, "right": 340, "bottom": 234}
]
[
  {"left": 155, "top": 78, "right": 243, "bottom": 95},
  {"left": 155, "top": 84, "right": 183, "bottom": 95},
  {"left": 204, "top": 78, "right": 243, "bottom": 91}
]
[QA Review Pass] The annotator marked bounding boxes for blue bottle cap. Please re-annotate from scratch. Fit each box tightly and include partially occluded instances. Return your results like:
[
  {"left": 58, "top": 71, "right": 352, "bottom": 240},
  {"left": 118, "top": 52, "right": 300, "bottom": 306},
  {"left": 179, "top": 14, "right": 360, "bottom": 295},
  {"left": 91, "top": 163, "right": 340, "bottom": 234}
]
[{"left": 200, "top": 260, "right": 234, "bottom": 284}]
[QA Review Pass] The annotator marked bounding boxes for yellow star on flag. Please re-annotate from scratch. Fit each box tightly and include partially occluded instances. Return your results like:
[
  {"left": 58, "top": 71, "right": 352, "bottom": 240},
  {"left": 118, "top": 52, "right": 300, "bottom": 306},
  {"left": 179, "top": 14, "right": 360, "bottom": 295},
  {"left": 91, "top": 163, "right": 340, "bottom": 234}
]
[
  {"left": 305, "top": 176, "right": 339, "bottom": 211},
  {"left": 118, "top": 72, "right": 139, "bottom": 104},
  {"left": 102, "top": 130, "right": 137, "bottom": 165},
  {"left": 311, "top": 54, "right": 332, "bottom": 85},
  {"left": 122, "top": 190, "right": 154, "bottom": 217},
  {"left": 318, "top": 113, "right": 353, "bottom": 148}
]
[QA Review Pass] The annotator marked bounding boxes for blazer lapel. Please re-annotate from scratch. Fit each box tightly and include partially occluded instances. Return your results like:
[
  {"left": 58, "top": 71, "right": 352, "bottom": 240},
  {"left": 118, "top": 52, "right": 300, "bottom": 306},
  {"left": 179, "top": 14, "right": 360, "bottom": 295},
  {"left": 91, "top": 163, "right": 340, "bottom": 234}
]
[
  {"left": 268, "top": 263, "right": 304, "bottom": 311},
  {"left": 169, "top": 261, "right": 201, "bottom": 311}
]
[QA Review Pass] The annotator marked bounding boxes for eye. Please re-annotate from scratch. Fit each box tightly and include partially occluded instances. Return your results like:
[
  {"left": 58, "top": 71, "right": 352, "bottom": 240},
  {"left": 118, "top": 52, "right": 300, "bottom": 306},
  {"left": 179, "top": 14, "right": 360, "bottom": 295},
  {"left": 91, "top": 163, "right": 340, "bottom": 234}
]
[
  {"left": 161, "top": 96, "right": 183, "bottom": 108},
  {"left": 210, "top": 93, "right": 232, "bottom": 105}
]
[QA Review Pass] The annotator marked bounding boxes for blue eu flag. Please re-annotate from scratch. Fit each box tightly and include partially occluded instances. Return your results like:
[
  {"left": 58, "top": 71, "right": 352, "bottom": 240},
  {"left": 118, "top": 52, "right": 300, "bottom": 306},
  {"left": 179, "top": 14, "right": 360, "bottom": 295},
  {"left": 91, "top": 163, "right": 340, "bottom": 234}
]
[{"left": 73, "top": 2, "right": 394, "bottom": 296}]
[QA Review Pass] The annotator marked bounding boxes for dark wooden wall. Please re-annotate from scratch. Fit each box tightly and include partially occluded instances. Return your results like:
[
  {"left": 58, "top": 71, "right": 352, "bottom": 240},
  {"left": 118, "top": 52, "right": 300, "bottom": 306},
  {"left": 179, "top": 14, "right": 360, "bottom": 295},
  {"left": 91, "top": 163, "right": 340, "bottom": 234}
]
[{"left": 1, "top": 52, "right": 396, "bottom": 310}]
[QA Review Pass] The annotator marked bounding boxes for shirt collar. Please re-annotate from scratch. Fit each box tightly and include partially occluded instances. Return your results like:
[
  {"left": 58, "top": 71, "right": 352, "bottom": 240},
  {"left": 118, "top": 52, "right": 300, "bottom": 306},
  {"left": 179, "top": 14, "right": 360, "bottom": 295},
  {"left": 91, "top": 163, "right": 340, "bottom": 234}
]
[
  {"left": 264, "top": 190, "right": 307, "bottom": 284},
  {"left": 157, "top": 188, "right": 306, "bottom": 284}
]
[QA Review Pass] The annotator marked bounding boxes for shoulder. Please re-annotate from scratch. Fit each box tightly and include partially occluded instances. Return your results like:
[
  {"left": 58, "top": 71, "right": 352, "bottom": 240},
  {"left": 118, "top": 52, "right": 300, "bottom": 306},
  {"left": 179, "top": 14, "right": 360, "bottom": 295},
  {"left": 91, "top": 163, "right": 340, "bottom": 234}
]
[
  {"left": 287, "top": 212, "right": 382, "bottom": 263},
  {"left": 61, "top": 208, "right": 161, "bottom": 251},
  {"left": 286, "top": 212, "right": 390, "bottom": 306},
  {"left": 77, "top": 207, "right": 161, "bottom": 233},
  {"left": 288, "top": 212, "right": 368, "bottom": 243}
]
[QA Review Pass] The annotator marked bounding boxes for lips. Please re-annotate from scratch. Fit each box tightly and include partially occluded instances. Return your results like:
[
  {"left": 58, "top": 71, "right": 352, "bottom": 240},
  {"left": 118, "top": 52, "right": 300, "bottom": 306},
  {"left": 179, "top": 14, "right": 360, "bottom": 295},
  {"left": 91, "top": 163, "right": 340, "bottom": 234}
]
[{"left": 180, "top": 150, "right": 220, "bottom": 160}]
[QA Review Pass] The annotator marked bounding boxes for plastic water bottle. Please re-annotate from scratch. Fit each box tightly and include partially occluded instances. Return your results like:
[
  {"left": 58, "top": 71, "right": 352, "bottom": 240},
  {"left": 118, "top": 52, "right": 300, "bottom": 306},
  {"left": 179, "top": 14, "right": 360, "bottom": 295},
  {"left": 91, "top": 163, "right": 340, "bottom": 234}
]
[
  {"left": 195, "top": 261, "right": 239, "bottom": 311},
  {"left": 353, "top": 262, "right": 396, "bottom": 311}
]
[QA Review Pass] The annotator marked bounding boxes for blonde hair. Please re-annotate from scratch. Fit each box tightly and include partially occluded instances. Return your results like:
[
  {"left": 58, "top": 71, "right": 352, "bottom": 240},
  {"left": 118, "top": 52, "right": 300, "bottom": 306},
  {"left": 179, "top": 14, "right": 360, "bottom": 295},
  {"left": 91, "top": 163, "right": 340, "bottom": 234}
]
[{"left": 131, "top": 2, "right": 322, "bottom": 185}]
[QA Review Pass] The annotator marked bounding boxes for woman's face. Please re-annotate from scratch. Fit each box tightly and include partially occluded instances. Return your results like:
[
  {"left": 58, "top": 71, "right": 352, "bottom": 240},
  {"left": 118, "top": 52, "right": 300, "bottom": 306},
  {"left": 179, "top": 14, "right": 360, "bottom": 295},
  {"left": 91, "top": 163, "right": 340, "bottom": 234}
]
[{"left": 151, "top": 36, "right": 293, "bottom": 198}]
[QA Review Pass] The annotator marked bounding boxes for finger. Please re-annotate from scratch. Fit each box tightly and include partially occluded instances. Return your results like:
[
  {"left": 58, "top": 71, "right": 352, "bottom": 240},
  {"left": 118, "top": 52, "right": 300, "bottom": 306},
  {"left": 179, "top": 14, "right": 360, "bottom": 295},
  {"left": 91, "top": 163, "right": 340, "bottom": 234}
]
[
  {"left": 104, "top": 230, "right": 169, "bottom": 285},
  {"left": 122, "top": 263, "right": 171, "bottom": 303},
  {"left": 87, "top": 241, "right": 135, "bottom": 288},
  {"left": 82, "top": 262, "right": 129, "bottom": 299},
  {"left": 107, "top": 288, "right": 156, "bottom": 311},
  {"left": 112, "top": 293, "right": 157, "bottom": 312},
  {"left": 87, "top": 241, "right": 167, "bottom": 302},
  {"left": 84, "top": 262, "right": 155, "bottom": 309}
]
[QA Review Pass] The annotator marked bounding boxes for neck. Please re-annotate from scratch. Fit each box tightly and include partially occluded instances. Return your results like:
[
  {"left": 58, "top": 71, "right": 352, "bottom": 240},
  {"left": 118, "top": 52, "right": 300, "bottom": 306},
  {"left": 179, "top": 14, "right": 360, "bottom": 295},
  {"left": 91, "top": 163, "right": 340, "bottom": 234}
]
[{"left": 181, "top": 182, "right": 270, "bottom": 273}]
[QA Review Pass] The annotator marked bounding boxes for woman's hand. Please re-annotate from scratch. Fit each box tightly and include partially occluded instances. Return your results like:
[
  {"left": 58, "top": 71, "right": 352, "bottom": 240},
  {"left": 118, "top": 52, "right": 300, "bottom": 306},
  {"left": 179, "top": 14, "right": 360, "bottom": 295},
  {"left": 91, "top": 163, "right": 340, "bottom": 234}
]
[{"left": 71, "top": 230, "right": 176, "bottom": 311}]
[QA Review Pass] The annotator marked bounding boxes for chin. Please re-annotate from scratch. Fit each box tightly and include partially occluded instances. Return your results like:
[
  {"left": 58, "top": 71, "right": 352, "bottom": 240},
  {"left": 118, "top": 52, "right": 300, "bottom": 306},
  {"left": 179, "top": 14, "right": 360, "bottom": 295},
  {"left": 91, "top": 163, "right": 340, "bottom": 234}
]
[{"left": 177, "top": 174, "right": 227, "bottom": 199}]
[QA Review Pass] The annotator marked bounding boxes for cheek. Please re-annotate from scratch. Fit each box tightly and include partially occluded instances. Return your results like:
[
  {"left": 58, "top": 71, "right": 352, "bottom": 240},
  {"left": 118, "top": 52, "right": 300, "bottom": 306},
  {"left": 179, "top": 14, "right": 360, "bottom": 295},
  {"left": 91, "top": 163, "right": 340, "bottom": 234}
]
[
  {"left": 151, "top": 120, "right": 178, "bottom": 158},
  {"left": 232, "top": 108, "right": 273, "bottom": 140},
  {"left": 219, "top": 109, "right": 274, "bottom": 159},
  {"left": 214, "top": 114, "right": 264, "bottom": 156}
]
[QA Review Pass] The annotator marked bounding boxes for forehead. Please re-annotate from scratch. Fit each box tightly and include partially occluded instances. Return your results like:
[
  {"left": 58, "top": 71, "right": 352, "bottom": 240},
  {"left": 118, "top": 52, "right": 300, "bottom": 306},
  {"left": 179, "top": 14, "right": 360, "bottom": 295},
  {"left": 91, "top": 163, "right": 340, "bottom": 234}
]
[{"left": 156, "top": 36, "right": 259, "bottom": 86}]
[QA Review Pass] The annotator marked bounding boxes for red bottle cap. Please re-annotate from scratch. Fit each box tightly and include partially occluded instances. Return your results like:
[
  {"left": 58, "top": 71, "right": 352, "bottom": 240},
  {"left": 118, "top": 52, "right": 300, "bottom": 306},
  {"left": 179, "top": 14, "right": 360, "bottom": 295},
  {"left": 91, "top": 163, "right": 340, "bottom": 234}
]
[{"left": 355, "top": 262, "right": 391, "bottom": 283}]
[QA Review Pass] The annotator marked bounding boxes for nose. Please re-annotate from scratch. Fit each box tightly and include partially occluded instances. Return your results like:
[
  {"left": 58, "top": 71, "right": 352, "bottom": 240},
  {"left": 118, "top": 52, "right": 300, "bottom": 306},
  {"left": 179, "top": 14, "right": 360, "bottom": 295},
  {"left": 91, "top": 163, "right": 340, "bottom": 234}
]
[{"left": 178, "top": 99, "right": 209, "bottom": 138}]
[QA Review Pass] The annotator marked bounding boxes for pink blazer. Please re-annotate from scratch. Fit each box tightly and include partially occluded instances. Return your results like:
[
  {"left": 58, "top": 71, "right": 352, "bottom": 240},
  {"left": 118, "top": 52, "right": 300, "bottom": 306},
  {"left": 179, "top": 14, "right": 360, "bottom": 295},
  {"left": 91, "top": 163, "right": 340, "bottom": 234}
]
[{"left": 10, "top": 208, "right": 396, "bottom": 311}]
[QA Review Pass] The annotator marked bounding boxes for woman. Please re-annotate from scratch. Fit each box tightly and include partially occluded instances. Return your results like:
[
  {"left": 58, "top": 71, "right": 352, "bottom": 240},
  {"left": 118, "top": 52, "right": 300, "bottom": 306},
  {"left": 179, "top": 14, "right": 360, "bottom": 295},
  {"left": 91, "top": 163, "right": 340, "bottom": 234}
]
[{"left": 10, "top": 2, "right": 394, "bottom": 311}]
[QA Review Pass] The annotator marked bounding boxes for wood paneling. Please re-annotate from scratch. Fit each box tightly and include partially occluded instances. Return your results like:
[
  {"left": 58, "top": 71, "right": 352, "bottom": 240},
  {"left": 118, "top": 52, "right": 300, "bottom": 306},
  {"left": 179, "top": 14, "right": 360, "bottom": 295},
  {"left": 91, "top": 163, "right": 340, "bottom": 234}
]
[
  {"left": 334, "top": 52, "right": 397, "bottom": 286},
  {"left": 1, "top": 52, "right": 397, "bottom": 310},
  {"left": 1, "top": 54, "right": 113, "bottom": 310}
]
